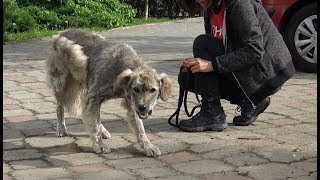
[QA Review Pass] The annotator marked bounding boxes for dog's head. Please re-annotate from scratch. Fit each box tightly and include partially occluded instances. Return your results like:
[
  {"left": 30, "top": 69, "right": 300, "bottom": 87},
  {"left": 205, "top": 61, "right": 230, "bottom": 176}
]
[{"left": 114, "top": 68, "right": 173, "bottom": 119}]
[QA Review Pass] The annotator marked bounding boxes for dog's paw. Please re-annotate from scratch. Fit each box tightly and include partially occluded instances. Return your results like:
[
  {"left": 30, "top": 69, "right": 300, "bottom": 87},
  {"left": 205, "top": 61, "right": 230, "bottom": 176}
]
[
  {"left": 92, "top": 142, "right": 110, "bottom": 154},
  {"left": 144, "top": 144, "right": 161, "bottom": 157},
  {"left": 56, "top": 125, "right": 68, "bottom": 137}
]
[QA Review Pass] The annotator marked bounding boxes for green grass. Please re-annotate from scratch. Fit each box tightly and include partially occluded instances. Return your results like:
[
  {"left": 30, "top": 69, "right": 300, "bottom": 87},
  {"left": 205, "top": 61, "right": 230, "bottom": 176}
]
[{"left": 4, "top": 17, "right": 172, "bottom": 43}]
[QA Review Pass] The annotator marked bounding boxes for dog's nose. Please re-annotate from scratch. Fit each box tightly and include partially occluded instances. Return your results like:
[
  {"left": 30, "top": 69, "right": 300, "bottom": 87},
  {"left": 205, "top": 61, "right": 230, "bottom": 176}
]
[{"left": 138, "top": 105, "right": 147, "bottom": 112}]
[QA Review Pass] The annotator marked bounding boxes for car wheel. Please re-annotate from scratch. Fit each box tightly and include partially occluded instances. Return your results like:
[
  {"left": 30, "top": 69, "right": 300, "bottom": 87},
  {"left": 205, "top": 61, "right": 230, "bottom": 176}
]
[{"left": 284, "top": 2, "right": 317, "bottom": 73}]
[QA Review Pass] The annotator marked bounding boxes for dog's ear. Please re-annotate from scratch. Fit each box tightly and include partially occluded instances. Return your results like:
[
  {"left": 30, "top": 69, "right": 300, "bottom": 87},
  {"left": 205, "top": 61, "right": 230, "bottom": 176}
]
[
  {"left": 158, "top": 73, "right": 173, "bottom": 101},
  {"left": 113, "top": 69, "right": 132, "bottom": 92}
]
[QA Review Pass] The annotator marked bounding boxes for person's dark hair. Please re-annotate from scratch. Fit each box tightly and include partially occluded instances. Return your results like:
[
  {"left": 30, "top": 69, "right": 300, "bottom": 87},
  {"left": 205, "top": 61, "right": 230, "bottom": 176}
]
[
  {"left": 182, "top": 0, "right": 200, "bottom": 17},
  {"left": 212, "top": 0, "right": 223, "bottom": 14}
]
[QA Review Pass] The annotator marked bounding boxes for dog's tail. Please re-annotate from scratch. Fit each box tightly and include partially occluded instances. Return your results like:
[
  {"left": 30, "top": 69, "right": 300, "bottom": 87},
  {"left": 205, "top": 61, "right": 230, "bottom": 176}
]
[{"left": 46, "top": 34, "right": 88, "bottom": 117}]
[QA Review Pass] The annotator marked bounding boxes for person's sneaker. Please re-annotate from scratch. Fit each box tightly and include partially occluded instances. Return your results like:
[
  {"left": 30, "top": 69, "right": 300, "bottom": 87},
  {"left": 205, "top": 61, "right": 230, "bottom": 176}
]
[
  {"left": 179, "top": 112, "right": 227, "bottom": 132},
  {"left": 233, "top": 97, "right": 271, "bottom": 126}
]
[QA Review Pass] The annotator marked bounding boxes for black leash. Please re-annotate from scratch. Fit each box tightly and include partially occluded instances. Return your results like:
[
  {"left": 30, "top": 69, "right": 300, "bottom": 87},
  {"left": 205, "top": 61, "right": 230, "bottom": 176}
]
[{"left": 168, "top": 71, "right": 201, "bottom": 128}]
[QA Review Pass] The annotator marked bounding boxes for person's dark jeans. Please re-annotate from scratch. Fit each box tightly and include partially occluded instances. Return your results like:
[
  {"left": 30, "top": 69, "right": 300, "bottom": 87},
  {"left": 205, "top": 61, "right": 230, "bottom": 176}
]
[{"left": 191, "top": 34, "right": 245, "bottom": 104}]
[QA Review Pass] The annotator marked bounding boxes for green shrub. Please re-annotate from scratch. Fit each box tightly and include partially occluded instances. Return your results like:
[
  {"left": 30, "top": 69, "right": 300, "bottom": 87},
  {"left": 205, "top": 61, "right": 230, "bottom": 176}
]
[
  {"left": 25, "top": 6, "right": 62, "bottom": 29},
  {"left": 4, "top": 0, "right": 36, "bottom": 33},
  {"left": 6, "top": 0, "right": 137, "bottom": 33}
]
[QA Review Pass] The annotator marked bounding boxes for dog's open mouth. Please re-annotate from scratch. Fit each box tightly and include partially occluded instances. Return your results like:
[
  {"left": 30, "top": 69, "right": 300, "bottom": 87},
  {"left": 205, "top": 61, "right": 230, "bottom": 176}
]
[{"left": 137, "top": 109, "right": 152, "bottom": 119}]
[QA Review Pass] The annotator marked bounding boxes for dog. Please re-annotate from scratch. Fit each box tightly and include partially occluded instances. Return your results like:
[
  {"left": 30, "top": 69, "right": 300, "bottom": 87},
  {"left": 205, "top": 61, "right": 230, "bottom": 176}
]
[{"left": 46, "top": 29, "right": 173, "bottom": 156}]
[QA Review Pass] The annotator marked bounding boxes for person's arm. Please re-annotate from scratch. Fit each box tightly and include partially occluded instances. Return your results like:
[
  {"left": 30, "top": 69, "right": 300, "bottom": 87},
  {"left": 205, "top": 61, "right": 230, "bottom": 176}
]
[{"left": 214, "top": 1, "right": 265, "bottom": 73}]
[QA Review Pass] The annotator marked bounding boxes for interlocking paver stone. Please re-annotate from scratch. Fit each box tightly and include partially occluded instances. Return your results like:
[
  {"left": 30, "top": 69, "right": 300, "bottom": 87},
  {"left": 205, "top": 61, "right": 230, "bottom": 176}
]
[
  {"left": 290, "top": 160, "right": 317, "bottom": 172},
  {"left": 158, "top": 151, "right": 201, "bottom": 164},
  {"left": 3, "top": 18, "right": 317, "bottom": 179},
  {"left": 150, "top": 138, "right": 188, "bottom": 154},
  {"left": 253, "top": 145, "right": 316, "bottom": 163},
  {"left": 78, "top": 170, "right": 136, "bottom": 180},
  {"left": 149, "top": 175, "right": 203, "bottom": 180},
  {"left": 223, "top": 152, "right": 269, "bottom": 167},
  {"left": 203, "top": 171, "right": 253, "bottom": 180},
  {"left": 25, "top": 134, "right": 74, "bottom": 148},
  {"left": 68, "top": 163, "right": 111, "bottom": 174},
  {"left": 189, "top": 139, "right": 237, "bottom": 153},
  {"left": 9, "top": 160, "right": 48, "bottom": 170},
  {"left": 106, "top": 157, "right": 165, "bottom": 170},
  {"left": 3, "top": 163, "right": 11, "bottom": 174},
  {"left": 172, "top": 160, "right": 234, "bottom": 175},
  {"left": 47, "top": 153, "right": 106, "bottom": 166},
  {"left": 237, "top": 163, "right": 308, "bottom": 180},
  {"left": 3, "top": 140, "right": 25, "bottom": 150},
  {"left": 3, "top": 149, "right": 42, "bottom": 161},
  {"left": 3, "top": 129, "right": 25, "bottom": 140},
  {"left": 6, "top": 120, "right": 52, "bottom": 131},
  {"left": 12, "top": 167, "right": 72, "bottom": 180},
  {"left": 135, "top": 166, "right": 178, "bottom": 178},
  {"left": 201, "top": 147, "right": 249, "bottom": 160},
  {"left": 287, "top": 176, "right": 316, "bottom": 180},
  {"left": 3, "top": 109, "right": 34, "bottom": 118}
]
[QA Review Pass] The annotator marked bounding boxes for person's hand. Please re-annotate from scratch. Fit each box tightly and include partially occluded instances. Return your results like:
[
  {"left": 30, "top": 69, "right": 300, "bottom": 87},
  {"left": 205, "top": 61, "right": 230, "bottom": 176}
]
[
  {"left": 187, "top": 58, "right": 214, "bottom": 73},
  {"left": 180, "top": 58, "right": 190, "bottom": 72}
]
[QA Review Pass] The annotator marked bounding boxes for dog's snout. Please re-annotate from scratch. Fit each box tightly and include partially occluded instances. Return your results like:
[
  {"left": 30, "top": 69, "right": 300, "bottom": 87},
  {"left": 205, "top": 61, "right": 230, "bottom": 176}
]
[{"left": 138, "top": 105, "right": 147, "bottom": 112}]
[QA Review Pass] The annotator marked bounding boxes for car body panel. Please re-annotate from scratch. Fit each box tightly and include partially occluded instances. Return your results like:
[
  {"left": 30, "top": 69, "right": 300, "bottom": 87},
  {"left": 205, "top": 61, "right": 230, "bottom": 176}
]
[{"left": 262, "top": 0, "right": 298, "bottom": 28}]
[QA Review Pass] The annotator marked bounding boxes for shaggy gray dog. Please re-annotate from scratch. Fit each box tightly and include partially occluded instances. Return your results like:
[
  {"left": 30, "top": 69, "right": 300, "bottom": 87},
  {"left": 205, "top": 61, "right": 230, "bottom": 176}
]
[{"left": 46, "top": 29, "right": 173, "bottom": 156}]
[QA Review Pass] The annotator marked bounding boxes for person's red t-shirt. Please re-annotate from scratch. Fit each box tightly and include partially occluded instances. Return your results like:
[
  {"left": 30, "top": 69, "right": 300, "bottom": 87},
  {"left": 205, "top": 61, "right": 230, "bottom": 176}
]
[{"left": 210, "top": 3, "right": 225, "bottom": 39}]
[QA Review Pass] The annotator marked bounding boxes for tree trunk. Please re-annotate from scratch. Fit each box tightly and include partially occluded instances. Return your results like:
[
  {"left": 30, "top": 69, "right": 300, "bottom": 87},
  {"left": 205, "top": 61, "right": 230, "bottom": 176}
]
[{"left": 144, "top": 0, "right": 149, "bottom": 19}]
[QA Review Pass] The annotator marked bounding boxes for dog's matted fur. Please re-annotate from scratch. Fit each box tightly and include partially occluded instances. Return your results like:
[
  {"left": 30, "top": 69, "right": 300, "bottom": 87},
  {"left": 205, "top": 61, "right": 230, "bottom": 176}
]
[{"left": 46, "top": 29, "right": 173, "bottom": 156}]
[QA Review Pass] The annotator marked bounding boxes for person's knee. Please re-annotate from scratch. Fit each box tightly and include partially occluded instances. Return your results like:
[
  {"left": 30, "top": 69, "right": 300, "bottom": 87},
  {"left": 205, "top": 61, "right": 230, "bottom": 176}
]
[{"left": 193, "top": 34, "right": 210, "bottom": 48}]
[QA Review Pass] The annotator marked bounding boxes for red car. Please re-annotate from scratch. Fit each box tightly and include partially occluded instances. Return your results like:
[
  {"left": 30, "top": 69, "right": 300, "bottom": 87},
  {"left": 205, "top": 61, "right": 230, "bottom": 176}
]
[{"left": 262, "top": 0, "right": 317, "bottom": 73}]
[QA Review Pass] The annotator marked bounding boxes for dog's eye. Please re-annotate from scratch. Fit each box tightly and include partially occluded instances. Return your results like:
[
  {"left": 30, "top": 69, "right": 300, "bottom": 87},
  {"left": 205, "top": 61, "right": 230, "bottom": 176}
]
[
  {"left": 149, "top": 88, "right": 156, "bottom": 93},
  {"left": 133, "top": 87, "right": 140, "bottom": 93}
]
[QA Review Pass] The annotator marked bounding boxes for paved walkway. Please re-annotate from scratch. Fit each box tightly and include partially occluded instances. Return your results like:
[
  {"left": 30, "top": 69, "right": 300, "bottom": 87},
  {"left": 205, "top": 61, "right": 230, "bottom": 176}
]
[{"left": 3, "top": 18, "right": 317, "bottom": 180}]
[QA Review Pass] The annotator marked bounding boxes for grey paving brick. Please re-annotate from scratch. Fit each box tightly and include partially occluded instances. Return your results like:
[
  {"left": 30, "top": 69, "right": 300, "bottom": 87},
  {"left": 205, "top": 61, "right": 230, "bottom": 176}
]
[
  {"left": 189, "top": 139, "right": 237, "bottom": 153},
  {"left": 237, "top": 163, "right": 308, "bottom": 180},
  {"left": 172, "top": 160, "right": 234, "bottom": 175},
  {"left": 6, "top": 120, "right": 52, "bottom": 131},
  {"left": 135, "top": 166, "right": 178, "bottom": 178},
  {"left": 3, "top": 149, "right": 42, "bottom": 161},
  {"left": 25, "top": 134, "right": 74, "bottom": 148},
  {"left": 203, "top": 171, "right": 254, "bottom": 180},
  {"left": 287, "top": 176, "right": 316, "bottom": 180},
  {"left": 47, "top": 153, "right": 106, "bottom": 166},
  {"left": 149, "top": 175, "right": 203, "bottom": 180},
  {"left": 12, "top": 167, "right": 72, "bottom": 180},
  {"left": 3, "top": 163, "right": 11, "bottom": 174},
  {"left": 150, "top": 138, "right": 188, "bottom": 154},
  {"left": 3, "top": 129, "right": 25, "bottom": 140},
  {"left": 223, "top": 152, "right": 269, "bottom": 167},
  {"left": 201, "top": 147, "right": 249, "bottom": 160},
  {"left": 20, "top": 102, "right": 56, "bottom": 114},
  {"left": 78, "top": 169, "right": 136, "bottom": 180},
  {"left": 3, "top": 109, "right": 34, "bottom": 117},
  {"left": 3, "top": 140, "right": 25, "bottom": 150},
  {"left": 253, "top": 144, "right": 316, "bottom": 163},
  {"left": 157, "top": 131, "right": 214, "bottom": 145},
  {"left": 10, "top": 160, "right": 48, "bottom": 170},
  {"left": 106, "top": 157, "right": 165, "bottom": 170},
  {"left": 8, "top": 91, "right": 43, "bottom": 100}
]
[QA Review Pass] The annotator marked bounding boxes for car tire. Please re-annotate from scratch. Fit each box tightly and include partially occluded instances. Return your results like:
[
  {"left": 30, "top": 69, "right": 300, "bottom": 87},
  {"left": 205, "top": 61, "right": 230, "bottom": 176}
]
[{"left": 284, "top": 2, "right": 317, "bottom": 73}]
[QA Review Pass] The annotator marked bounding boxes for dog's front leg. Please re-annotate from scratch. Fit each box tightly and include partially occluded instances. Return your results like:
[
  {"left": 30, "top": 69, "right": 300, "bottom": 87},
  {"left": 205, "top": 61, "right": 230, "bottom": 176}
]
[{"left": 128, "top": 111, "right": 161, "bottom": 157}]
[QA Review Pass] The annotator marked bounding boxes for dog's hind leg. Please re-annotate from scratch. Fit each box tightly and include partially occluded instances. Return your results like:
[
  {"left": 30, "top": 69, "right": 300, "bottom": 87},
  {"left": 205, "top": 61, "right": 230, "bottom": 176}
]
[
  {"left": 127, "top": 111, "right": 161, "bottom": 157},
  {"left": 55, "top": 90, "right": 68, "bottom": 137}
]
